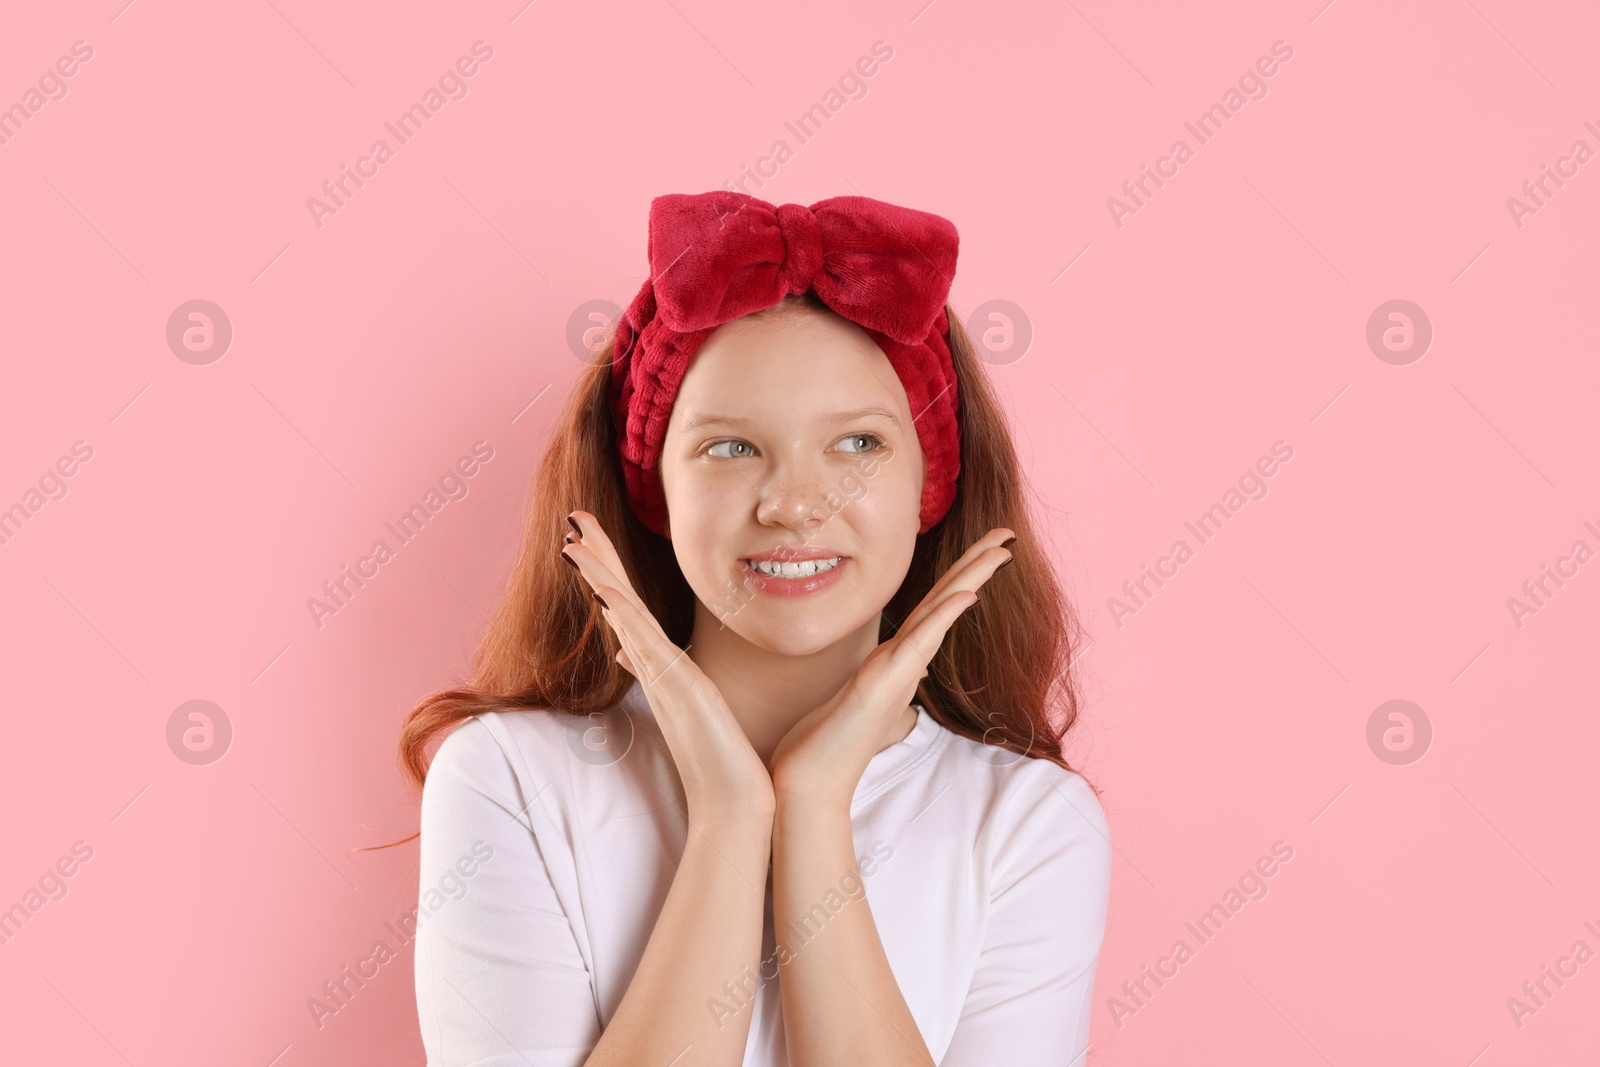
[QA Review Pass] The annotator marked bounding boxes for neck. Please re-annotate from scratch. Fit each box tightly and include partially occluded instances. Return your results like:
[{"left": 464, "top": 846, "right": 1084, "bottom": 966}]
[{"left": 684, "top": 602, "right": 917, "bottom": 766}]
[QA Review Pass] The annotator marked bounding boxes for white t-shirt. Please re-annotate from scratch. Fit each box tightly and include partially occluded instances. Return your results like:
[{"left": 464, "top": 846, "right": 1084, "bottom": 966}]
[{"left": 413, "top": 678, "right": 1111, "bottom": 1066}]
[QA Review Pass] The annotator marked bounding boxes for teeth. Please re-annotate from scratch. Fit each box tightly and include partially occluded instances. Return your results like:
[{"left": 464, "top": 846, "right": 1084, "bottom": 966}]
[{"left": 750, "top": 556, "right": 843, "bottom": 579}]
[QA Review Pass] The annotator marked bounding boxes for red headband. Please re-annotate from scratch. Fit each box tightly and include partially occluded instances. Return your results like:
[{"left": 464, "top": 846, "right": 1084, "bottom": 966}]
[{"left": 608, "top": 190, "right": 962, "bottom": 536}]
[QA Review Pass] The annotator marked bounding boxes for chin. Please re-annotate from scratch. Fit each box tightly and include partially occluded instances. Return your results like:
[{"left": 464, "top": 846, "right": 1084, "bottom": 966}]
[
  {"left": 742, "top": 618, "right": 850, "bottom": 658},
  {"left": 723, "top": 603, "right": 873, "bottom": 658}
]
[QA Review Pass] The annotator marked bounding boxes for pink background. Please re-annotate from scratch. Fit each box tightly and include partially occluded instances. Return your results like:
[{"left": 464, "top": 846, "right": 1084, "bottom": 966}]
[{"left": 2, "top": 0, "right": 1596, "bottom": 1063}]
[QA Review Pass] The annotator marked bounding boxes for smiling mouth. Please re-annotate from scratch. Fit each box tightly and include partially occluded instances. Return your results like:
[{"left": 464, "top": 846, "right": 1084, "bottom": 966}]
[{"left": 744, "top": 556, "right": 845, "bottom": 579}]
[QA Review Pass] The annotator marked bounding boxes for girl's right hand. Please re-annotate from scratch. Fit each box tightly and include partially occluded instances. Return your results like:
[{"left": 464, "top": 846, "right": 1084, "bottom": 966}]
[{"left": 561, "top": 510, "right": 776, "bottom": 827}]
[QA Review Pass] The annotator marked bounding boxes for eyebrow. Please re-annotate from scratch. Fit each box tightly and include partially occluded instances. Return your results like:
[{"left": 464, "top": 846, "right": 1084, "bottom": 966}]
[{"left": 681, "top": 405, "right": 903, "bottom": 432}]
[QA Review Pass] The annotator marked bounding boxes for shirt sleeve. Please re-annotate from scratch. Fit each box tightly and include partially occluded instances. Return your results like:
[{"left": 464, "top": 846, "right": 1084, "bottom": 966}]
[
  {"left": 414, "top": 715, "right": 602, "bottom": 1067},
  {"left": 938, "top": 767, "right": 1113, "bottom": 1067}
]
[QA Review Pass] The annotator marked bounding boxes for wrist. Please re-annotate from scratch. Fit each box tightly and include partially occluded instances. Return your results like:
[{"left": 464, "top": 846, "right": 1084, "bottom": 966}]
[
  {"left": 773, "top": 783, "right": 854, "bottom": 822},
  {"left": 688, "top": 795, "right": 775, "bottom": 835},
  {"left": 772, "top": 761, "right": 859, "bottom": 809}
]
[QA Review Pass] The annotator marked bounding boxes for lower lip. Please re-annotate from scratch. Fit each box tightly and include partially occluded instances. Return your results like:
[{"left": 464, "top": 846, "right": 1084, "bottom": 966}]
[{"left": 739, "top": 557, "right": 849, "bottom": 598}]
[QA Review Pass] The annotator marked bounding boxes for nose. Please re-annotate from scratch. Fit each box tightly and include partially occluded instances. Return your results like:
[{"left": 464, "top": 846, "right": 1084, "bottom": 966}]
[{"left": 754, "top": 462, "right": 835, "bottom": 535}]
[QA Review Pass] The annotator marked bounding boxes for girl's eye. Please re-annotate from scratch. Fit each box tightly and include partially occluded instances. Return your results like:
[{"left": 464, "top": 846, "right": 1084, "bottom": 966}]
[
  {"left": 706, "top": 439, "right": 756, "bottom": 459},
  {"left": 837, "top": 433, "right": 885, "bottom": 454},
  {"left": 703, "top": 434, "right": 884, "bottom": 458}
]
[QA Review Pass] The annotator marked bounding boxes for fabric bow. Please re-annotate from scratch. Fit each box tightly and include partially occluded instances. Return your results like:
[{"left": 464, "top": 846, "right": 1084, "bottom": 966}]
[{"left": 644, "top": 191, "right": 958, "bottom": 346}]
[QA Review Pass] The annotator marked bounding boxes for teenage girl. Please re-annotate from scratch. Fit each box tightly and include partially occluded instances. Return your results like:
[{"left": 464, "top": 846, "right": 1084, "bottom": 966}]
[{"left": 399, "top": 191, "right": 1111, "bottom": 1067}]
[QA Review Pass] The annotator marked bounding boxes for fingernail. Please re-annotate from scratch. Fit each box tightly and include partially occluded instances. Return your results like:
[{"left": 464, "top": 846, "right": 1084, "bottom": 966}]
[
  {"left": 560, "top": 548, "right": 578, "bottom": 570},
  {"left": 567, "top": 514, "right": 582, "bottom": 536},
  {"left": 592, "top": 591, "right": 608, "bottom": 609},
  {"left": 996, "top": 555, "right": 1014, "bottom": 570},
  {"left": 563, "top": 533, "right": 576, "bottom": 545},
  {"left": 964, "top": 594, "right": 982, "bottom": 612},
  {"left": 1000, "top": 535, "right": 1017, "bottom": 549}
]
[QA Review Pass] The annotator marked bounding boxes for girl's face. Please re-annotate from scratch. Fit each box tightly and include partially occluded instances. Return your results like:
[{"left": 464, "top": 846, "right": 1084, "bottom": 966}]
[{"left": 659, "top": 304, "right": 926, "bottom": 657}]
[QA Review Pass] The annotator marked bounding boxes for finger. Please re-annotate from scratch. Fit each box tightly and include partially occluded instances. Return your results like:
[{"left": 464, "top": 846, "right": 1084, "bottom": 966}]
[
  {"left": 919, "top": 528, "right": 1015, "bottom": 606},
  {"left": 589, "top": 582, "right": 661, "bottom": 683},
  {"left": 897, "top": 528, "right": 1014, "bottom": 636},
  {"left": 564, "top": 545, "right": 660, "bottom": 673},
  {"left": 844, "top": 591, "right": 977, "bottom": 715},
  {"left": 595, "top": 589, "right": 733, "bottom": 767},
  {"left": 607, "top": 609, "right": 647, "bottom": 681},
  {"left": 892, "top": 587, "right": 981, "bottom": 673},
  {"left": 561, "top": 541, "right": 636, "bottom": 612},
  {"left": 566, "top": 510, "right": 643, "bottom": 602},
  {"left": 592, "top": 582, "right": 695, "bottom": 690},
  {"left": 601, "top": 591, "right": 656, "bottom": 675},
  {"left": 566, "top": 536, "right": 693, "bottom": 700},
  {"left": 596, "top": 598, "right": 666, "bottom": 715}
]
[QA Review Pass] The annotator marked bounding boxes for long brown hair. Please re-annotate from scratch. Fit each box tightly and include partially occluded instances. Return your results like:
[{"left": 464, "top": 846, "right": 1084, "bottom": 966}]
[{"left": 387, "top": 294, "right": 1095, "bottom": 845}]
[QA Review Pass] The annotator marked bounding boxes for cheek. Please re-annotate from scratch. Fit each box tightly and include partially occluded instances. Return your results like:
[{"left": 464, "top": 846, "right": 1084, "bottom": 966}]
[
  {"left": 661, "top": 467, "right": 742, "bottom": 578},
  {"left": 849, "top": 470, "right": 918, "bottom": 534},
  {"left": 662, "top": 460, "right": 739, "bottom": 539},
  {"left": 663, "top": 456, "right": 750, "bottom": 505},
  {"left": 861, "top": 446, "right": 924, "bottom": 529},
  {"left": 843, "top": 454, "right": 922, "bottom": 573}
]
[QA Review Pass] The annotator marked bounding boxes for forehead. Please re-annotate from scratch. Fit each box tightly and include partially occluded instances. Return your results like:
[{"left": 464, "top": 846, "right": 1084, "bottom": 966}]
[{"left": 669, "top": 307, "right": 912, "bottom": 427}]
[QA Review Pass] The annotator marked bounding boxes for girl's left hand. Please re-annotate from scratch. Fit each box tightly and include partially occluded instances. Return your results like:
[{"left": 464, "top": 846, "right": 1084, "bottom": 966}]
[{"left": 768, "top": 527, "right": 1016, "bottom": 809}]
